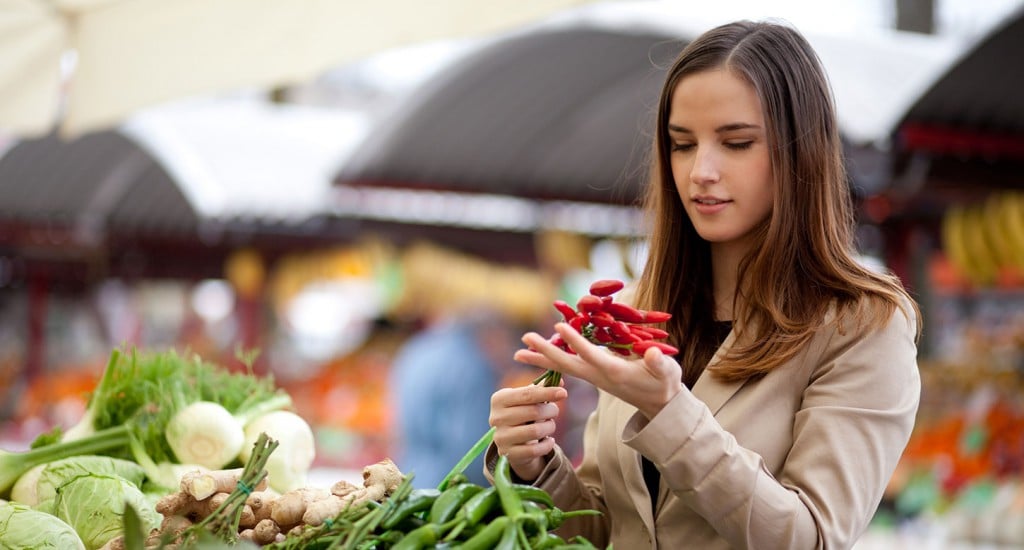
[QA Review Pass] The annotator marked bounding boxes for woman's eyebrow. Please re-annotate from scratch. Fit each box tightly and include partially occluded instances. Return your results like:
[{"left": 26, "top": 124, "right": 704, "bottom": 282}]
[{"left": 667, "top": 122, "right": 762, "bottom": 133}]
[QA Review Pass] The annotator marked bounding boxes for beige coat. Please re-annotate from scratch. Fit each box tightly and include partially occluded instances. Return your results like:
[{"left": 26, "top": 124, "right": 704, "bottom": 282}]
[{"left": 487, "top": 299, "right": 920, "bottom": 550}]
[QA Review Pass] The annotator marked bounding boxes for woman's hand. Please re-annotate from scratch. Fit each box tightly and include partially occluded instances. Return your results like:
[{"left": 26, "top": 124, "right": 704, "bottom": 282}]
[
  {"left": 489, "top": 383, "right": 567, "bottom": 482},
  {"left": 515, "top": 322, "right": 685, "bottom": 420}
]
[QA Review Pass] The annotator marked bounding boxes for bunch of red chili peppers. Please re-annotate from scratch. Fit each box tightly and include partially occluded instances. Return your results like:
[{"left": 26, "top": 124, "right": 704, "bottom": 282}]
[{"left": 534, "top": 279, "right": 678, "bottom": 387}]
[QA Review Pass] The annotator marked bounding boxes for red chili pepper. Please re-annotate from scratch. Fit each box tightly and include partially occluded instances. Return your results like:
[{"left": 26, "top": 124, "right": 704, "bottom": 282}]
[
  {"left": 610, "top": 346, "right": 632, "bottom": 356},
  {"left": 632, "top": 341, "right": 679, "bottom": 355},
  {"left": 608, "top": 321, "right": 631, "bottom": 339},
  {"left": 589, "top": 313, "right": 615, "bottom": 329},
  {"left": 568, "top": 314, "right": 586, "bottom": 332},
  {"left": 553, "top": 300, "right": 577, "bottom": 321},
  {"left": 593, "top": 329, "right": 613, "bottom": 343},
  {"left": 603, "top": 302, "right": 645, "bottom": 323},
  {"left": 589, "top": 279, "right": 625, "bottom": 297},
  {"left": 643, "top": 310, "right": 672, "bottom": 323},
  {"left": 601, "top": 296, "right": 613, "bottom": 306},
  {"left": 630, "top": 327, "right": 654, "bottom": 340},
  {"left": 576, "top": 295, "right": 604, "bottom": 314},
  {"left": 643, "top": 327, "right": 669, "bottom": 339},
  {"left": 613, "top": 332, "right": 642, "bottom": 345}
]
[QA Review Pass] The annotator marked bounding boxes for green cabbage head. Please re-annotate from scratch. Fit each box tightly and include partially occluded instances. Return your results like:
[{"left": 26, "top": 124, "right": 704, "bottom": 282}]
[
  {"left": 51, "top": 473, "right": 160, "bottom": 550},
  {"left": 0, "top": 501, "right": 86, "bottom": 549},
  {"left": 12, "top": 455, "right": 145, "bottom": 512}
]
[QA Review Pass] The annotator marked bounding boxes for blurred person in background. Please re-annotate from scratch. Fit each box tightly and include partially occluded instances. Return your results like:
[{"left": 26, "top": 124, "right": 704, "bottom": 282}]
[
  {"left": 389, "top": 307, "right": 522, "bottom": 488},
  {"left": 488, "top": 20, "right": 921, "bottom": 550}
]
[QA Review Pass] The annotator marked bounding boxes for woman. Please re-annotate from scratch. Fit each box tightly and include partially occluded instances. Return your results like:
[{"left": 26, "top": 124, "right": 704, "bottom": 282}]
[{"left": 487, "top": 20, "right": 921, "bottom": 550}]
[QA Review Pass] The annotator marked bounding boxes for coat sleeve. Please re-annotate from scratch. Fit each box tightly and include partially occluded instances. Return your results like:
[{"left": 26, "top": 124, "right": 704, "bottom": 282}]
[
  {"left": 625, "top": 304, "right": 921, "bottom": 550},
  {"left": 483, "top": 391, "right": 613, "bottom": 545}
]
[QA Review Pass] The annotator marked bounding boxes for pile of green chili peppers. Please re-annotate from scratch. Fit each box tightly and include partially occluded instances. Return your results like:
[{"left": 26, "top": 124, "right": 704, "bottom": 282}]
[{"left": 379, "top": 454, "right": 602, "bottom": 550}]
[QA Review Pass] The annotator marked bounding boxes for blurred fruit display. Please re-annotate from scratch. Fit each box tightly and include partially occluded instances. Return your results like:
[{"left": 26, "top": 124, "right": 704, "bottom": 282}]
[{"left": 941, "top": 191, "right": 1024, "bottom": 288}]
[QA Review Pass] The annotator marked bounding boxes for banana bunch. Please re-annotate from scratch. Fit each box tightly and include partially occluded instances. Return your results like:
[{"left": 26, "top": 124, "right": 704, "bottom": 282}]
[{"left": 942, "top": 191, "right": 1024, "bottom": 286}]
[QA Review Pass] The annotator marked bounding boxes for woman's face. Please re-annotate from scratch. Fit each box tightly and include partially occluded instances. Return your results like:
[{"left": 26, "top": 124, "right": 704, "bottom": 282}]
[{"left": 667, "top": 68, "right": 773, "bottom": 256}]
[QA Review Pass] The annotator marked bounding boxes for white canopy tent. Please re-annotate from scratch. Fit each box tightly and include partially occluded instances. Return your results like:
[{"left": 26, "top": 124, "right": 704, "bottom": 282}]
[{"left": 0, "top": 0, "right": 594, "bottom": 138}]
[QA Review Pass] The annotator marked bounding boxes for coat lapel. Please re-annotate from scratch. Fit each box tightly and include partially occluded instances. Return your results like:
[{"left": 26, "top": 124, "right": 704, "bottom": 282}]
[{"left": 691, "top": 326, "right": 748, "bottom": 416}]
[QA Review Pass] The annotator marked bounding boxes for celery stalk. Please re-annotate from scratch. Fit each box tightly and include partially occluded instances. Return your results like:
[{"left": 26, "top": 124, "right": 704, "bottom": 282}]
[{"left": 0, "top": 424, "right": 129, "bottom": 496}]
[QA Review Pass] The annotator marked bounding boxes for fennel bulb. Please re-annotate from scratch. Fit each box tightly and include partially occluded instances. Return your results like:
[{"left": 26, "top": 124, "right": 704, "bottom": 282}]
[
  {"left": 239, "top": 411, "right": 315, "bottom": 493},
  {"left": 166, "top": 401, "right": 244, "bottom": 469}
]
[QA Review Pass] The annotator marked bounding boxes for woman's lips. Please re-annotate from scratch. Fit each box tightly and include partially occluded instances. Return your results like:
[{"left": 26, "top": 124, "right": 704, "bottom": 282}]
[{"left": 693, "top": 197, "right": 731, "bottom": 215}]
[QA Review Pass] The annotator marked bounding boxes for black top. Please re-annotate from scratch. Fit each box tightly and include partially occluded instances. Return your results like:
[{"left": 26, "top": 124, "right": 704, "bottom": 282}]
[{"left": 642, "top": 320, "right": 733, "bottom": 513}]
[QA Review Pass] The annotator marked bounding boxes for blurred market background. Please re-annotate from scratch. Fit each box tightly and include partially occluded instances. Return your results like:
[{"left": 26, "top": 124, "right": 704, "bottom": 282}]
[{"left": 1, "top": 0, "right": 1023, "bottom": 547}]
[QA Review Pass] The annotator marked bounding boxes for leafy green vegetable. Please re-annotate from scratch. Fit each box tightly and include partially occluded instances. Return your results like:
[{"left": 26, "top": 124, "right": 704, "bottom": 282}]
[
  {"left": 0, "top": 347, "right": 292, "bottom": 496},
  {"left": 15, "top": 455, "right": 146, "bottom": 512},
  {"left": 0, "top": 501, "right": 86, "bottom": 549},
  {"left": 51, "top": 473, "right": 160, "bottom": 550}
]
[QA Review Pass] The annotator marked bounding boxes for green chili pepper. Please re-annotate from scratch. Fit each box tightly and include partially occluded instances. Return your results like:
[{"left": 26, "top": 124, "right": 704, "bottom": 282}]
[
  {"left": 380, "top": 488, "right": 441, "bottom": 530},
  {"left": 461, "top": 485, "right": 500, "bottom": 526},
  {"left": 494, "top": 521, "right": 519, "bottom": 550},
  {"left": 520, "top": 500, "right": 549, "bottom": 535},
  {"left": 511, "top": 483, "right": 556, "bottom": 508},
  {"left": 390, "top": 522, "right": 445, "bottom": 550},
  {"left": 493, "top": 454, "right": 525, "bottom": 517},
  {"left": 567, "top": 535, "right": 602, "bottom": 548},
  {"left": 531, "top": 531, "right": 567, "bottom": 549},
  {"left": 546, "top": 507, "right": 603, "bottom": 530},
  {"left": 429, "top": 482, "right": 485, "bottom": 524},
  {"left": 459, "top": 516, "right": 511, "bottom": 550},
  {"left": 440, "top": 485, "right": 499, "bottom": 542}
]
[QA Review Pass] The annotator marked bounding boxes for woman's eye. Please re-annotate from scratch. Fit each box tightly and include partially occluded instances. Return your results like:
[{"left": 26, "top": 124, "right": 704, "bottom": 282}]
[
  {"left": 671, "top": 143, "right": 694, "bottom": 152},
  {"left": 725, "top": 141, "right": 754, "bottom": 150}
]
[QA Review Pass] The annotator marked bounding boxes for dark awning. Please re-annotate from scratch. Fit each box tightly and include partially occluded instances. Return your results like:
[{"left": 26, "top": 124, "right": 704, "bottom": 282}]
[
  {"left": 896, "top": 6, "right": 1024, "bottom": 157},
  {"left": 0, "top": 132, "right": 199, "bottom": 239},
  {"left": 334, "top": 27, "right": 685, "bottom": 205}
]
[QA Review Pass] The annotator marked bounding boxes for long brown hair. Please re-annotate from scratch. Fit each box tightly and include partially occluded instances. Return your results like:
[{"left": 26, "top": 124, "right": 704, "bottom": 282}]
[{"left": 633, "top": 21, "right": 920, "bottom": 384}]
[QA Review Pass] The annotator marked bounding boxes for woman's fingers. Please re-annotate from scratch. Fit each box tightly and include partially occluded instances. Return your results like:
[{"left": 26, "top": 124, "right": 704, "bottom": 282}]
[
  {"left": 489, "top": 384, "right": 565, "bottom": 481},
  {"left": 489, "top": 400, "right": 561, "bottom": 429},
  {"left": 553, "top": 322, "right": 609, "bottom": 363},
  {"left": 494, "top": 419, "right": 558, "bottom": 448},
  {"left": 642, "top": 346, "right": 671, "bottom": 377}
]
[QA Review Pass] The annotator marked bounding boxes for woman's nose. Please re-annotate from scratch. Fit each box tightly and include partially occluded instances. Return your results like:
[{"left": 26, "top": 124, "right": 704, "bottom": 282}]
[{"left": 690, "top": 147, "right": 720, "bottom": 185}]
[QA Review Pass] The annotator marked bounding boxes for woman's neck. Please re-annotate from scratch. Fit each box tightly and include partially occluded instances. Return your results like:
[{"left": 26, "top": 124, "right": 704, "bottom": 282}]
[{"left": 710, "top": 240, "right": 749, "bottom": 321}]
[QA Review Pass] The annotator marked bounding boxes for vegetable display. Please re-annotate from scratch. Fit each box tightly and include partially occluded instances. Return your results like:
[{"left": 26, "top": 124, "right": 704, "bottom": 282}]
[
  {"left": 1, "top": 348, "right": 293, "bottom": 495},
  {"left": 136, "top": 451, "right": 601, "bottom": 549},
  {"left": 0, "top": 347, "right": 310, "bottom": 547},
  {"left": 0, "top": 279, "right": 640, "bottom": 547}
]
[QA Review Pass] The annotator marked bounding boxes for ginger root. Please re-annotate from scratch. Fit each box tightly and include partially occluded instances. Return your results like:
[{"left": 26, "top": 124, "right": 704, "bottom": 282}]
[
  {"left": 270, "top": 487, "right": 330, "bottom": 528},
  {"left": 303, "top": 458, "right": 405, "bottom": 526},
  {"left": 358, "top": 458, "right": 404, "bottom": 504},
  {"left": 180, "top": 468, "right": 268, "bottom": 501},
  {"left": 253, "top": 518, "right": 282, "bottom": 545}
]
